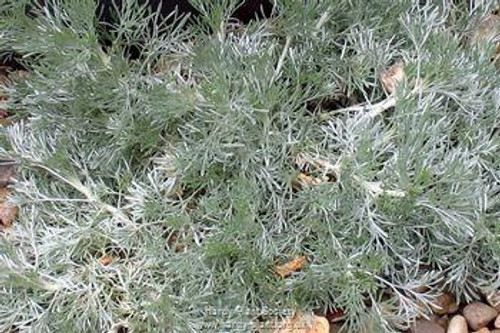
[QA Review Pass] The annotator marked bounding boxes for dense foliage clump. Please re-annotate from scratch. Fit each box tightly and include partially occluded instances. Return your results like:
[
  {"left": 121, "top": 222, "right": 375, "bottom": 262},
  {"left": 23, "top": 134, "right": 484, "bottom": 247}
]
[{"left": 0, "top": 0, "right": 499, "bottom": 332}]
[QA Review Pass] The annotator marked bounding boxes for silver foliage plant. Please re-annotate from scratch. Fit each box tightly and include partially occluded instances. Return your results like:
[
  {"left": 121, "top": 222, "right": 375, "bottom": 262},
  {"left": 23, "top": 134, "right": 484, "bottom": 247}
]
[{"left": 1, "top": 0, "right": 500, "bottom": 332}]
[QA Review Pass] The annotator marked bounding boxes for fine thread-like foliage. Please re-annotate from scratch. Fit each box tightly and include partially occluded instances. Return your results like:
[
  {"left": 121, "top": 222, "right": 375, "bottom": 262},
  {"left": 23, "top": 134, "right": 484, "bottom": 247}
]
[{"left": 0, "top": 0, "right": 499, "bottom": 332}]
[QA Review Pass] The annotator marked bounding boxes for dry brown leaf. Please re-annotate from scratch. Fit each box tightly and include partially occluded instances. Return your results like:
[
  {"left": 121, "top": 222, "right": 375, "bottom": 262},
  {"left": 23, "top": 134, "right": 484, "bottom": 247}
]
[
  {"left": 293, "top": 155, "right": 340, "bottom": 186},
  {"left": 272, "top": 314, "right": 329, "bottom": 333},
  {"left": 379, "top": 61, "right": 405, "bottom": 93},
  {"left": 0, "top": 68, "right": 10, "bottom": 125},
  {"left": 166, "top": 230, "right": 187, "bottom": 253},
  {"left": 9, "top": 70, "right": 29, "bottom": 82},
  {"left": 0, "top": 160, "right": 16, "bottom": 187},
  {"left": 174, "top": 244, "right": 186, "bottom": 253},
  {"left": 0, "top": 68, "right": 28, "bottom": 126},
  {"left": 298, "top": 173, "right": 314, "bottom": 185},
  {"left": 0, "top": 118, "right": 12, "bottom": 127},
  {"left": 154, "top": 56, "right": 182, "bottom": 73},
  {"left": 99, "top": 254, "right": 114, "bottom": 266},
  {"left": 471, "top": 14, "right": 500, "bottom": 43},
  {"left": 0, "top": 71, "right": 9, "bottom": 89},
  {"left": 313, "top": 176, "right": 328, "bottom": 185},
  {"left": 274, "top": 256, "right": 307, "bottom": 278},
  {"left": 487, "top": 291, "right": 500, "bottom": 311},
  {"left": 167, "top": 186, "right": 184, "bottom": 199},
  {"left": 0, "top": 202, "right": 19, "bottom": 229},
  {"left": 490, "top": 43, "right": 500, "bottom": 67},
  {"left": 324, "top": 308, "right": 344, "bottom": 323},
  {"left": 293, "top": 173, "right": 329, "bottom": 189},
  {"left": 0, "top": 188, "right": 10, "bottom": 201},
  {"left": 291, "top": 173, "right": 309, "bottom": 190},
  {"left": 430, "top": 292, "right": 458, "bottom": 315},
  {"left": 469, "top": 13, "right": 500, "bottom": 66}
]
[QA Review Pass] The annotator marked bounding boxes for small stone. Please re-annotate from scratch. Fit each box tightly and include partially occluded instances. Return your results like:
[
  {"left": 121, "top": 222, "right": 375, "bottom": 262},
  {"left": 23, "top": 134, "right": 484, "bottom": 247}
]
[
  {"left": 474, "top": 328, "right": 490, "bottom": 333},
  {"left": 431, "top": 293, "right": 459, "bottom": 315},
  {"left": 447, "top": 315, "right": 468, "bottom": 333},
  {"left": 463, "top": 302, "right": 498, "bottom": 331},
  {"left": 271, "top": 314, "right": 329, "bottom": 333},
  {"left": 495, "top": 315, "right": 500, "bottom": 329},
  {"left": 306, "top": 315, "right": 329, "bottom": 333},
  {"left": 412, "top": 319, "right": 445, "bottom": 333}
]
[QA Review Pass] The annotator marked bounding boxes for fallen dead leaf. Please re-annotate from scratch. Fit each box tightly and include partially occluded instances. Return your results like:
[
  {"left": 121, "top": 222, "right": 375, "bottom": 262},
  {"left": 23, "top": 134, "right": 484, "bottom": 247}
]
[
  {"left": 0, "top": 68, "right": 11, "bottom": 126},
  {"left": 272, "top": 314, "right": 329, "bottom": 333},
  {"left": 0, "top": 70, "right": 9, "bottom": 89},
  {"left": 0, "top": 187, "right": 10, "bottom": 200},
  {"left": 9, "top": 70, "right": 29, "bottom": 82},
  {"left": 471, "top": 13, "right": 500, "bottom": 43},
  {"left": 298, "top": 173, "right": 315, "bottom": 185},
  {"left": 0, "top": 160, "right": 16, "bottom": 187},
  {"left": 0, "top": 118, "right": 12, "bottom": 127},
  {"left": 174, "top": 244, "right": 186, "bottom": 253},
  {"left": 492, "top": 44, "right": 500, "bottom": 65},
  {"left": 293, "top": 155, "right": 340, "bottom": 187},
  {"left": 0, "top": 67, "right": 29, "bottom": 127},
  {"left": 166, "top": 230, "right": 187, "bottom": 253},
  {"left": 487, "top": 291, "right": 500, "bottom": 311},
  {"left": 430, "top": 292, "right": 458, "bottom": 315},
  {"left": 380, "top": 61, "right": 405, "bottom": 94},
  {"left": 99, "top": 254, "right": 114, "bottom": 266},
  {"left": 470, "top": 13, "right": 500, "bottom": 66},
  {"left": 274, "top": 256, "right": 307, "bottom": 278},
  {"left": 292, "top": 173, "right": 329, "bottom": 189},
  {"left": 167, "top": 186, "right": 184, "bottom": 199},
  {"left": 0, "top": 202, "right": 19, "bottom": 228},
  {"left": 324, "top": 308, "right": 345, "bottom": 323},
  {"left": 154, "top": 55, "right": 182, "bottom": 73}
]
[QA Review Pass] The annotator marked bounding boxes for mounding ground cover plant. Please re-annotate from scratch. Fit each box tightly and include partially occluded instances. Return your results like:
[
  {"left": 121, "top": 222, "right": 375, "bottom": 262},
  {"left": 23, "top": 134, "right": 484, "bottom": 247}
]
[{"left": 0, "top": 0, "right": 499, "bottom": 332}]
